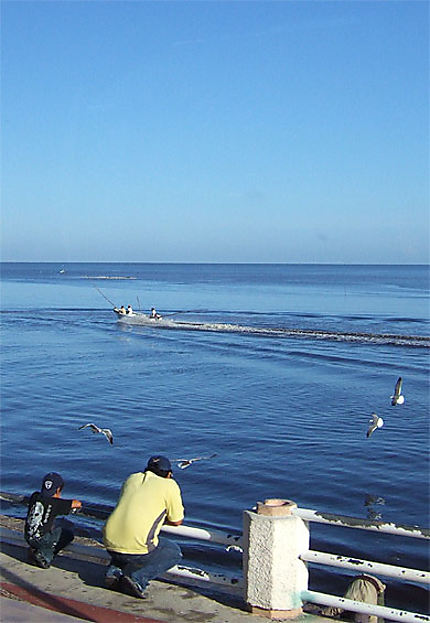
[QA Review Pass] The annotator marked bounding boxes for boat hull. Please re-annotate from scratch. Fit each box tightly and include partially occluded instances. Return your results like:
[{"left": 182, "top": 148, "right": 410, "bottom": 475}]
[{"left": 113, "top": 311, "right": 176, "bottom": 327}]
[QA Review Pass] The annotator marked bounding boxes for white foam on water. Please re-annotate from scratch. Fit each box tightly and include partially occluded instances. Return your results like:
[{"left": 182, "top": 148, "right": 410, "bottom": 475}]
[{"left": 116, "top": 314, "right": 430, "bottom": 348}]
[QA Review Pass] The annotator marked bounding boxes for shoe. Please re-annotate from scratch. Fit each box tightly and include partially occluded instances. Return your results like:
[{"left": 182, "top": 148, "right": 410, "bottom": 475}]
[
  {"left": 104, "top": 568, "right": 123, "bottom": 590},
  {"left": 119, "top": 575, "right": 147, "bottom": 599},
  {"left": 28, "top": 549, "right": 50, "bottom": 569}
]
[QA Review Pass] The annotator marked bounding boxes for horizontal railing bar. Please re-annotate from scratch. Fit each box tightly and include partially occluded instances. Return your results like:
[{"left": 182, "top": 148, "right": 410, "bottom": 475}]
[
  {"left": 164, "top": 565, "right": 243, "bottom": 589},
  {"left": 3, "top": 491, "right": 429, "bottom": 541},
  {"left": 301, "top": 549, "right": 430, "bottom": 583},
  {"left": 161, "top": 524, "right": 242, "bottom": 547},
  {"left": 301, "top": 590, "right": 430, "bottom": 623},
  {"left": 0, "top": 526, "right": 243, "bottom": 590},
  {"left": 293, "top": 507, "right": 430, "bottom": 539},
  {"left": 0, "top": 492, "right": 242, "bottom": 547}
]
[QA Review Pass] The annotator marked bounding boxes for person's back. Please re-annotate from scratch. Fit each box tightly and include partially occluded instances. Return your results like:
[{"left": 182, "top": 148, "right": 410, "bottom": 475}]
[
  {"left": 103, "top": 456, "right": 184, "bottom": 599},
  {"left": 104, "top": 470, "right": 183, "bottom": 554},
  {"left": 25, "top": 472, "right": 81, "bottom": 568}
]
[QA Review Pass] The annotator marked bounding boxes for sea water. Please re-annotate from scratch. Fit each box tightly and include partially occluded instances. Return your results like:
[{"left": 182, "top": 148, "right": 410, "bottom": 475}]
[{"left": 1, "top": 263, "right": 429, "bottom": 611}]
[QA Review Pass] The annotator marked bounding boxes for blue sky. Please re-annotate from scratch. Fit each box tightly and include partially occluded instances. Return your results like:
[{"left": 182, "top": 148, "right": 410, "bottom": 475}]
[{"left": 1, "top": 1, "right": 428, "bottom": 263}]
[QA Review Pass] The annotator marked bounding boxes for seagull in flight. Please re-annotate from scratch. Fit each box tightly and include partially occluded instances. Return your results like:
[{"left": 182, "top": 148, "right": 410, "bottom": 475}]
[
  {"left": 78, "top": 423, "right": 113, "bottom": 445},
  {"left": 172, "top": 453, "right": 217, "bottom": 469},
  {"left": 391, "top": 377, "right": 405, "bottom": 406},
  {"left": 366, "top": 414, "right": 384, "bottom": 439}
]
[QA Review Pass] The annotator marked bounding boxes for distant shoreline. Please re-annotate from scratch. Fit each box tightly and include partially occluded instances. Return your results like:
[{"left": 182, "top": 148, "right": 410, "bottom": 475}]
[{"left": 81, "top": 275, "right": 136, "bottom": 280}]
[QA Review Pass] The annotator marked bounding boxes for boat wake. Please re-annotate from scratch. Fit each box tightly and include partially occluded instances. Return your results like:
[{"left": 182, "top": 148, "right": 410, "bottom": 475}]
[{"left": 116, "top": 313, "right": 429, "bottom": 348}]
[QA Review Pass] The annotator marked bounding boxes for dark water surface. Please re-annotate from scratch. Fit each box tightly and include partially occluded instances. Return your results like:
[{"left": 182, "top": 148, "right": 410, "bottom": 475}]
[{"left": 1, "top": 263, "right": 429, "bottom": 611}]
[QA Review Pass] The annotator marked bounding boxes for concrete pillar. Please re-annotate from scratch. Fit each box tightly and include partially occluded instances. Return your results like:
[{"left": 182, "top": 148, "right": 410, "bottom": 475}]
[{"left": 243, "top": 498, "right": 309, "bottom": 620}]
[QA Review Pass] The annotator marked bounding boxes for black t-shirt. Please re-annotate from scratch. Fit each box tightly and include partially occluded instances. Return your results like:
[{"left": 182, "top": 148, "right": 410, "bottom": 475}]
[{"left": 25, "top": 492, "right": 73, "bottom": 541}]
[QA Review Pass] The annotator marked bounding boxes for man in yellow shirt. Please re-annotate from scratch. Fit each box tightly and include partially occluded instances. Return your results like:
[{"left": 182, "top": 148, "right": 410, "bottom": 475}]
[{"left": 103, "top": 455, "right": 184, "bottom": 598}]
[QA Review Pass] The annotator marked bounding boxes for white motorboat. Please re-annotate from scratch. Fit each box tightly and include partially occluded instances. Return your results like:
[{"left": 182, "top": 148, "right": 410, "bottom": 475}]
[{"left": 113, "top": 309, "right": 179, "bottom": 327}]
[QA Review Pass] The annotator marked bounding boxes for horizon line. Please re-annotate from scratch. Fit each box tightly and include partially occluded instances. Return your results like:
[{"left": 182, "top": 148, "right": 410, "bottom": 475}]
[{"left": 1, "top": 260, "right": 429, "bottom": 267}]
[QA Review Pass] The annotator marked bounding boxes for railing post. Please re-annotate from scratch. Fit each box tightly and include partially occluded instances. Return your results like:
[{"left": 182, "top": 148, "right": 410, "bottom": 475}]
[{"left": 243, "top": 498, "right": 309, "bottom": 619}]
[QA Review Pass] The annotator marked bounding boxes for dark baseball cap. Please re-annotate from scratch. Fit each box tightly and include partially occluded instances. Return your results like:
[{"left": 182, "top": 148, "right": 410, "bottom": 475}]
[
  {"left": 147, "top": 455, "right": 172, "bottom": 473},
  {"left": 41, "top": 472, "right": 64, "bottom": 497}
]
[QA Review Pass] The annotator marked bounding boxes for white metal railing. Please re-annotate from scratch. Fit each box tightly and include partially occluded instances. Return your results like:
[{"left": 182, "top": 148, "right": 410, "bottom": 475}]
[
  {"left": 1, "top": 492, "right": 429, "bottom": 619},
  {"left": 161, "top": 523, "right": 243, "bottom": 547},
  {"left": 165, "top": 564, "right": 244, "bottom": 589},
  {"left": 292, "top": 506, "right": 429, "bottom": 621},
  {"left": 0, "top": 492, "right": 243, "bottom": 591},
  {"left": 293, "top": 506, "right": 430, "bottom": 539},
  {"left": 301, "top": 549, "right": 429, "bottom": 583},
  {"left": 301, "top": 590, "right": 425, "bottom": 623}
]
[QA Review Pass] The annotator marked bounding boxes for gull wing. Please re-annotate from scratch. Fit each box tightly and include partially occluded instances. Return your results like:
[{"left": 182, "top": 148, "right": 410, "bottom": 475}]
[
  {"left": 186, "top": 453, "right": 218, "bottom": 462},
  {"left": 391, "top": 377, "right": 403, "bottom": 405},
  {"left": 394, "top": 377, "right": 403, "bottom": 397},
  {"left": 366, "top": 414, "right": 379, "bottom": 439},
  {"left": 391, "top": 376, "right": 403, "bottom": 407},
  {"left": 78, "top": 423, "right": 100, "bottom": 433},
  {"left": 102, "top": 429, "right": 114, "bottom": 444}
]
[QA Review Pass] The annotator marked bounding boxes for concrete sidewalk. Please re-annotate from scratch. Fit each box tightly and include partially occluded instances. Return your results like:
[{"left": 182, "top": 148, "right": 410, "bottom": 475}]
[
  {"left": 0, "top": 516, "right": 331, "bottom": 623},
  {"left": 1, "top": 595, "right": 90, "bottom": 622}
]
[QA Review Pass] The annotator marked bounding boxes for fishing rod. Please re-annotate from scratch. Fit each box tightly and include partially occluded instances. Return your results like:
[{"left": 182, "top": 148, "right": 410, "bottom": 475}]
[
  {"left": 93, "top": 284, "right": 205, "bottom": 318},
  {"left": 93, "top": 284, "right": 116, "bottom": 308}
]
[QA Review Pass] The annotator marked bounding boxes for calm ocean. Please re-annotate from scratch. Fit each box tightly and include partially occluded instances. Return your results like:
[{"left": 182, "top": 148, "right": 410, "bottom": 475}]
[{"left": 1, "top": 263, "right": 429, "bottom": 611}]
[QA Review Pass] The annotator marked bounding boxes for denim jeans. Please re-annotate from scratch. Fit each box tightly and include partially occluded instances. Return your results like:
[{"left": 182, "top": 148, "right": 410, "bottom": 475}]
[
  {"left": 27, "top": 526, "right": 74, "bottom": 565},
  {"left": 106, "top": 537, "right": 182, "bottom": 590}
]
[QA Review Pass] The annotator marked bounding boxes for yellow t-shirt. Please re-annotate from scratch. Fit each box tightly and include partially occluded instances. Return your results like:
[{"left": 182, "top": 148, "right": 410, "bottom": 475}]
[{"left": 103, "top": 471, "right": 184, "bottom": 555}]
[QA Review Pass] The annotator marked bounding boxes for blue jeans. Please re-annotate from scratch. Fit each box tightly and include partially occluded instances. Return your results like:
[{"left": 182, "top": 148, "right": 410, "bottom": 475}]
[
  {"left": 106, "top": 537, "right": 182, "bottom": 590},
  {"left": 27, "top": 526, "right": 74, "bottom": 565}
]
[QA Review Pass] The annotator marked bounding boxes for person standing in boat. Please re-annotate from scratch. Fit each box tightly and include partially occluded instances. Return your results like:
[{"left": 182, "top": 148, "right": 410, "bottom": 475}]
[
  {"left": 150, "top": 307, "right": 162, "bottom": 319},
  {"left": 103, "top": 456, "right": 184, "bottom": 598}
]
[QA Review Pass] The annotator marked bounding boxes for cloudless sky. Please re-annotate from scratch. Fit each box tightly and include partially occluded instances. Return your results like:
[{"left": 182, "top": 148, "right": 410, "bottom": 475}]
[{"left": 1, "top": 0, "right": 428, "bottom": 263}]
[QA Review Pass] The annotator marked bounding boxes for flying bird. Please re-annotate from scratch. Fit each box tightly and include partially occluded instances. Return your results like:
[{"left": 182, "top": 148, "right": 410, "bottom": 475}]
[
  {"left": 391, "top": 377, "right": 405, "bottom": 406},
  {"left": 172, "top": 453, "right": 217, "bottom": 469},
  {"left": 366, "top": 414, "right": 384, "bottom": 439},
  {"left": 78, "top": 423, "right": 113, "bottom": 445}
]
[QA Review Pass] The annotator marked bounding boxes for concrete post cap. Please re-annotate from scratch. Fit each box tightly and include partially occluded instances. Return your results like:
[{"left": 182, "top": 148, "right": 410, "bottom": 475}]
[{"left": 257, "top": 499, "right": 297, "bottom": 516}]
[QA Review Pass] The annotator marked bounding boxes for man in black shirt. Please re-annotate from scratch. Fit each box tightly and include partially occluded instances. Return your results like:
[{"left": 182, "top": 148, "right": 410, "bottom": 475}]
[{"left": 25, "top": 472, "right": 82, "bottom": 568}]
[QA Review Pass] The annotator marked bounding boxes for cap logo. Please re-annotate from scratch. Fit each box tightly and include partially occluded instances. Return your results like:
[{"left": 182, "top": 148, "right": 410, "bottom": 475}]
[{"left": 44, "top": 480, "right": 53, "bottom": 490}]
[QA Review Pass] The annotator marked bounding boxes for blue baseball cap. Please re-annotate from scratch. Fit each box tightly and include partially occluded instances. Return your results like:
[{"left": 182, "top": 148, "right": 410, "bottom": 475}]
[
  {"left": 41, "top": 472, "right": 64, "bottom": 497},
  {"left": 147, "top": 456, "right": 172, "bottom": 473}
]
